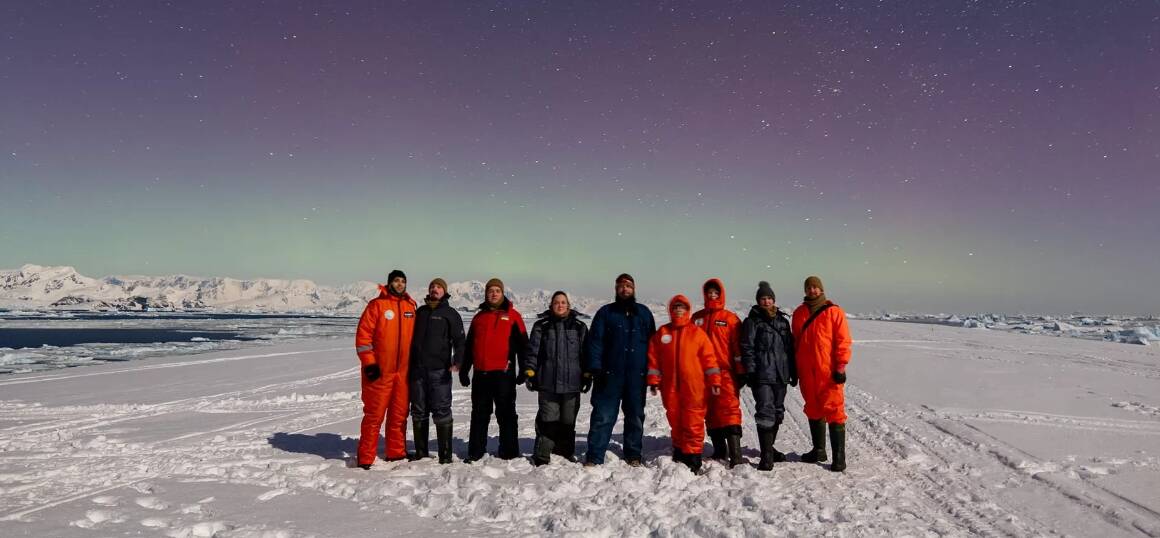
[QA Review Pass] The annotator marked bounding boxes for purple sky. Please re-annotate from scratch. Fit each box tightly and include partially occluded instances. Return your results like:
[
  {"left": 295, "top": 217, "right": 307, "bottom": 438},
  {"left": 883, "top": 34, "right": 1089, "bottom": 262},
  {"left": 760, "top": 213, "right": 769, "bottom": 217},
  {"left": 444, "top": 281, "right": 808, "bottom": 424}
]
[{"left": 2, "top": 2, "right": 1157, "bottom": 313}]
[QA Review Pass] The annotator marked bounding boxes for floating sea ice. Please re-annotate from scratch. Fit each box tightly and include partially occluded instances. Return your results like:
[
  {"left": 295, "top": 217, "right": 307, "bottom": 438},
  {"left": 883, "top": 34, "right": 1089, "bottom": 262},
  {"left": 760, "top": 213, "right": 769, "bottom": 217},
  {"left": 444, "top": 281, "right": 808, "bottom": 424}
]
[{"left": 1108, "top": 327, "right": 1159, "bottom": 345}]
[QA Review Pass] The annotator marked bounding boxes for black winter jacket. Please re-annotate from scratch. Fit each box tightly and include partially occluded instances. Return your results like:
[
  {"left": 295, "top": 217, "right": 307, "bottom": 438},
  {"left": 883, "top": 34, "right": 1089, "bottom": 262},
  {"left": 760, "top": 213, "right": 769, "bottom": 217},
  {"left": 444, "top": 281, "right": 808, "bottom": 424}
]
[
  {"left": 740, "top": 305, "right": 796, "bottom": 385},
  {"left": 410, "top": 296, "right": 466, "bottom": 372},
  {"left": 525, "top": 309, "right": 588, "bottom": 394}
]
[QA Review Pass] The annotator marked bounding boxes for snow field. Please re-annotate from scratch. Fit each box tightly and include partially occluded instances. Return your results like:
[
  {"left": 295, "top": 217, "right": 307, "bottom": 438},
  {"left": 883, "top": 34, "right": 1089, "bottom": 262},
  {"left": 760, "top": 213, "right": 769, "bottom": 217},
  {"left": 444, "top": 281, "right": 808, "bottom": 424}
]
[{"left": 0, "top": 322, "right": 1158, "bottom": 536}]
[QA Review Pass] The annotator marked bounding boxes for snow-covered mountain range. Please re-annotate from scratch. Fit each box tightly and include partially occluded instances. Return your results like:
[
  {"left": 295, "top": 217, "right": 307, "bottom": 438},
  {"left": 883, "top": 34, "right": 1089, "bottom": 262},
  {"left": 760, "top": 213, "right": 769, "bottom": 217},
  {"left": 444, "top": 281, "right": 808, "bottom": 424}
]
[{"left": 0, "top": 264, "right": 639, "bottom": 315}]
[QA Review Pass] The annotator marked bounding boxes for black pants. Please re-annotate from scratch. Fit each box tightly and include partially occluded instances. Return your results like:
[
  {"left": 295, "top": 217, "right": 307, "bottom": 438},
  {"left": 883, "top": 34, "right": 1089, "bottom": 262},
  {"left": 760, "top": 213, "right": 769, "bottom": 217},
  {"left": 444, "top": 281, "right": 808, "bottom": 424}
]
[
  {"left": 533, "top": 391, "right": 580, "bottom": 462},
  {"left": 468, "top": 370, "right": 519, "bottom": 459},
  {"left": 409, "top": 368, "right": 453, "bottom": 425},
  {"left": 752, "top": 382, "right": 788, "bottom": 429}
]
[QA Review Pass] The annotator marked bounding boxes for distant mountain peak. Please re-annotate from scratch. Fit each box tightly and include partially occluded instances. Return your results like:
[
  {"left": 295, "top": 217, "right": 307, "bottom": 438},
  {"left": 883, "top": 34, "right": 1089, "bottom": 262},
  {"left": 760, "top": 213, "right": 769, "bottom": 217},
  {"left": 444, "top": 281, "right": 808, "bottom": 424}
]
[{"left": 0, "top": 264, "right": 638, "bottom": 315}]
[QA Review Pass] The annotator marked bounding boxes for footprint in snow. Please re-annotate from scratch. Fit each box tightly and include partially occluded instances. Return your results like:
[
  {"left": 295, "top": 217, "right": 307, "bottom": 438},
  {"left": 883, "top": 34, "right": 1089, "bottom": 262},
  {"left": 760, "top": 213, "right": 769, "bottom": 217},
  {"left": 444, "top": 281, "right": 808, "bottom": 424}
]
[
  {"left": 70, "top": 509, "right": 124, "bottom": 528},
  {"left": 140, "top": 517, "right": 170, "bottom": 528},
  {"left": 257, "top": 488, "right": 288, "bottom": 502},
  {"left": 170, "top": 520, "right": 231, "bottom": 537},
  {"left": 479, "top": 466, "right": 505, "bottom": 479},
  {"left": 134, "top": 496, "right": 169, "bottom": 510},
  {"left": 91, "top": 495, "right": 119, "bottom": 506}
]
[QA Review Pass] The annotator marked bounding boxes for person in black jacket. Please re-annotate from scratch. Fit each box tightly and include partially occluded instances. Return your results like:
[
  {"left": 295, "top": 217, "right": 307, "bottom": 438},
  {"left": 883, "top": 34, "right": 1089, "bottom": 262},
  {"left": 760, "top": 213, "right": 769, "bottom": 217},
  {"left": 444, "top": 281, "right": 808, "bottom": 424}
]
[
  {"left": 523, "top": 291, "right": 589, "bottom": 465},
  {"left": 408, "top": 278, "right": 466, "bottom": 464},
  {"left": 739, "top": 281, "right": 797, "bottom": 470}
]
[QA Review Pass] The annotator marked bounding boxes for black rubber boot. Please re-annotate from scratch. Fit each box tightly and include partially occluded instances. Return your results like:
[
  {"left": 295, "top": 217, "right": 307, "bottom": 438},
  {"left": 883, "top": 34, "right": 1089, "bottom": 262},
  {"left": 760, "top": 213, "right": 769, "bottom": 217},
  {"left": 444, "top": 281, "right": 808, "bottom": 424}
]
[
  {"left": 532, "top": 420, "right": 554, "bottom": 466},
  {"left": 686, "top": 453, "right": 703, "bottom": 474},
  {"left": 553, "top": 423, "right": 577, "bottom": 462},
  {"left": 771, "top": 421, "right": 786, "bottom": 463},
  {"left": 409, "top": 419, "right": 430, "bottom": 461},
  {"left": 757, "top": 427, "right": 776, "bottom": 471},
  {"left": 708, "top": 428, "right": 727, "bottom": 461},
  {"left": 800, "top": 419, "right": 828, "bottom": 463},
  {"left": 726, "top": 433, "right": 742, "bottom": 469},
  {"left": 829, "top": 423, "right": 846, "bottom": 472},
  {"left": 436, "top": 421, "right": 453, "bottom": 464},
  {"left": 672, "top": 448, "right": 686, "bottom": 466}
]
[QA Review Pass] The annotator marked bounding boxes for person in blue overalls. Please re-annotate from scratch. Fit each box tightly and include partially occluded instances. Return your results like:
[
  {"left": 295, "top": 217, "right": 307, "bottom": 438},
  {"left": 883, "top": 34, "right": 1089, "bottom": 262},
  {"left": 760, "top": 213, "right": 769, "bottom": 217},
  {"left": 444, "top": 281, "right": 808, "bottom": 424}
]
[{"left": 583, "top": 273, "right": 656, "bottom": 466}]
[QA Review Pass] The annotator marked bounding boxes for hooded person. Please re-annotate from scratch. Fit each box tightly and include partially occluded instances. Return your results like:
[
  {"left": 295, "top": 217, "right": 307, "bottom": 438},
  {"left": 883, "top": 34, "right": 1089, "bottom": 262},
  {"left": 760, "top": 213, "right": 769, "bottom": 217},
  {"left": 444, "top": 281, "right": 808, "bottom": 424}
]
[
  {"left": 408, "top": 277, "right": 466, "bottom": 464},
  {"left": 691, "top": 278, "right": 745, "bottom": 468},
  {"left": 792, "top": 275, "right": 852, "bottom": 472},
  {"left": 739, "top": 281, "right": 796, "bottom": 470},
  {"left": 354, "top": 269, "right": 417, "bottom": 469},
  {"left": 523, "top": 291, "right": 589, "bottom": 465},
  {"left": 647, "top": 295, "right": 722, "bottom": 474},
  {"left": 584, "top": 273, "right": 656, "bottom": 466},
  {"left": 459, "top": 277, "right": 528, "bottom": 462}
]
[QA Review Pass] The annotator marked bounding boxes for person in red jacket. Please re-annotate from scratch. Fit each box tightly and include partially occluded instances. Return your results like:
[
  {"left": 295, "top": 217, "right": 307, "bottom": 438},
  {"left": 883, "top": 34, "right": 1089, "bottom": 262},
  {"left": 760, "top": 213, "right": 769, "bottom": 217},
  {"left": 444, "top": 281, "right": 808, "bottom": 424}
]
[
  {"left": 647, "top": 295, "right": 721, "bottom": 474},
  {"left": 691, "top": 278, "right": 745, "bottom": 468},
  {"left": 354, "top": 269, "right": 417, "bottom": 469},
  {"left": 459, "top": 277, "right": 528, "bottom": 462},
  {"left": 792, "top": 275, "right": 852, "bottom": 472}
]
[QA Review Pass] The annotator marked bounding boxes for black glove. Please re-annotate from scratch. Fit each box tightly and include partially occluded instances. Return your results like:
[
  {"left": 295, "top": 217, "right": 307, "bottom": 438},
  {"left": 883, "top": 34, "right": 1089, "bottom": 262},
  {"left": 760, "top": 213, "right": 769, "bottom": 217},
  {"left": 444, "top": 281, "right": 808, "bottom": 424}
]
[
  {"left": 459, "top": 371, "right": 471, "bottom": 387},
  {"left": 363, "top": 364, "right": 382, "bottom": 382},
  {"left": 524, "top": 370, "right": 538, "bottom": 392},
  {"left": 745, "top": 373, "right": 758, "bottom": 387},
  {"left": 733, "top": 373, "right": 747, "bottom": 389},
  {"left": 832, "top": 371, "right": 846, "bottom": 384},
  {"left": 789, "top": 376, "right": 798, "bottom": 387},
  {"left": 593, "top": 371, "right": 608, "bottom": 391},
  {"left": 580, "top": 372, "right": 593, "bottom": 393}
]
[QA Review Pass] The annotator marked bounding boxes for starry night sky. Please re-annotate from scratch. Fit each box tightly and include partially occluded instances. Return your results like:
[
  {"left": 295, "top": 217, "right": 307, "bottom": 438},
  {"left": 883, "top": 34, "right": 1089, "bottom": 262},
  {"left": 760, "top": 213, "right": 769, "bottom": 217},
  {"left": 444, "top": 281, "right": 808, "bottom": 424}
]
[{"left": 1, "top": 1, "right": 1157, "bottom": 313}]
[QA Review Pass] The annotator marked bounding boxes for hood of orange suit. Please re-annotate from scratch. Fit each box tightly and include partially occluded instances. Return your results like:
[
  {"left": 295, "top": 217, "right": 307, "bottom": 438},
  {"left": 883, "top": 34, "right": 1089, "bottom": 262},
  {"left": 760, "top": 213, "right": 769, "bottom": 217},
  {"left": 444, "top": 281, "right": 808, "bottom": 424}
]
[
  {"left": 668, "top": 294, "right": 693, "bottom": 327},
  {"left": 702, "top": 278, "right": 726, "bottom": 311}
]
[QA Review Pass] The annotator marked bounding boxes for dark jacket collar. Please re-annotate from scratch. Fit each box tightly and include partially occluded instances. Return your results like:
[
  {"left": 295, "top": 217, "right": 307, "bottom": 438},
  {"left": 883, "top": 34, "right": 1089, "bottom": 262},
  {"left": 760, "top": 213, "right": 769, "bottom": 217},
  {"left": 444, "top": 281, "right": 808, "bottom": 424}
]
[
  {"left": 612, "top": 295, "right": 637, "bottom": 313},
  {"left": 748, "top": 304, "right": 783, "bottom": 321}
]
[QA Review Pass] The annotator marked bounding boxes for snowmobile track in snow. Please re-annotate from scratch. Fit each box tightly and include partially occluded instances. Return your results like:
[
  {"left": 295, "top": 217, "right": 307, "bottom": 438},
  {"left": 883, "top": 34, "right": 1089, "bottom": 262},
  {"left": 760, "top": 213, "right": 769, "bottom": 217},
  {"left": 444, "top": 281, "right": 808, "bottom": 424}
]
[
  {"left": 929, "top": 416, "right": 1160, "bottom": 537},
  {"left": 839, "top": 385, "right": 1030, "bottom": 536}
]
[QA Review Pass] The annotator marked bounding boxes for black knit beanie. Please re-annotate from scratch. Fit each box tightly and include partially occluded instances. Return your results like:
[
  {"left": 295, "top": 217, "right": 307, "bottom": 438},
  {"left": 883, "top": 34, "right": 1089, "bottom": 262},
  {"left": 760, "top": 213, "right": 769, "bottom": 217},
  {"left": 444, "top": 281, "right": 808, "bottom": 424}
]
[{"left": 755, "top": 281, "right": 776, "bottom": 302}]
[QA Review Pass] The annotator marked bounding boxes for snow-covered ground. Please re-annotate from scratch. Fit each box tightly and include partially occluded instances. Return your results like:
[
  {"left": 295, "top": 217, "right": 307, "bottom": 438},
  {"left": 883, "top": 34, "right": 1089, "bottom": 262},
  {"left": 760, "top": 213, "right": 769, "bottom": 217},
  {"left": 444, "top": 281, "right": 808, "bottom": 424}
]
[{"left": 1, "top": 320, "right": 1159, "bottom": 536}]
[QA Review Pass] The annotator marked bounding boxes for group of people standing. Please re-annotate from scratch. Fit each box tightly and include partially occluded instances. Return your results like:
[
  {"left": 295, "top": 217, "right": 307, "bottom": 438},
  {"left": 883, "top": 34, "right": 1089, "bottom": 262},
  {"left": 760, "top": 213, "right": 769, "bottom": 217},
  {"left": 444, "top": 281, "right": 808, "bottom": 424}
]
[{"left": 353, "top": 271, "right": 852, "bottom": 474}]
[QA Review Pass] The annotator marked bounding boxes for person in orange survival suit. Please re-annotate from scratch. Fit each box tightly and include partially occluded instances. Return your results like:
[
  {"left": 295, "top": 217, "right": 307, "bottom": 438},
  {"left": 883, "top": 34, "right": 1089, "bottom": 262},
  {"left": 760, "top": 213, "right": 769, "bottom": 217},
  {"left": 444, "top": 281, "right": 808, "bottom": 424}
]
[
  {"left": 792, "top": 275, "right": 852, "bottom": 472},
  {"left": 691, "top": 278, "right": 745, "bottom": 468},
  {"left": 355, "top": 269, "right": 417, "bottom": 469},
  {"left": 647, "top": 295, "right": 722, "bottom": 474}
]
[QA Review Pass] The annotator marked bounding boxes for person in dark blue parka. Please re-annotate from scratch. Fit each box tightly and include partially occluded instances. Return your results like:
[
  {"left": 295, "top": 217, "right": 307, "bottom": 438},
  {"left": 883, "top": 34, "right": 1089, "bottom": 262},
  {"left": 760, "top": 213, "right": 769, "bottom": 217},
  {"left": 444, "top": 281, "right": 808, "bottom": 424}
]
[{"left": 583, "top": 273, "right": 656, "bottom": 466}]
